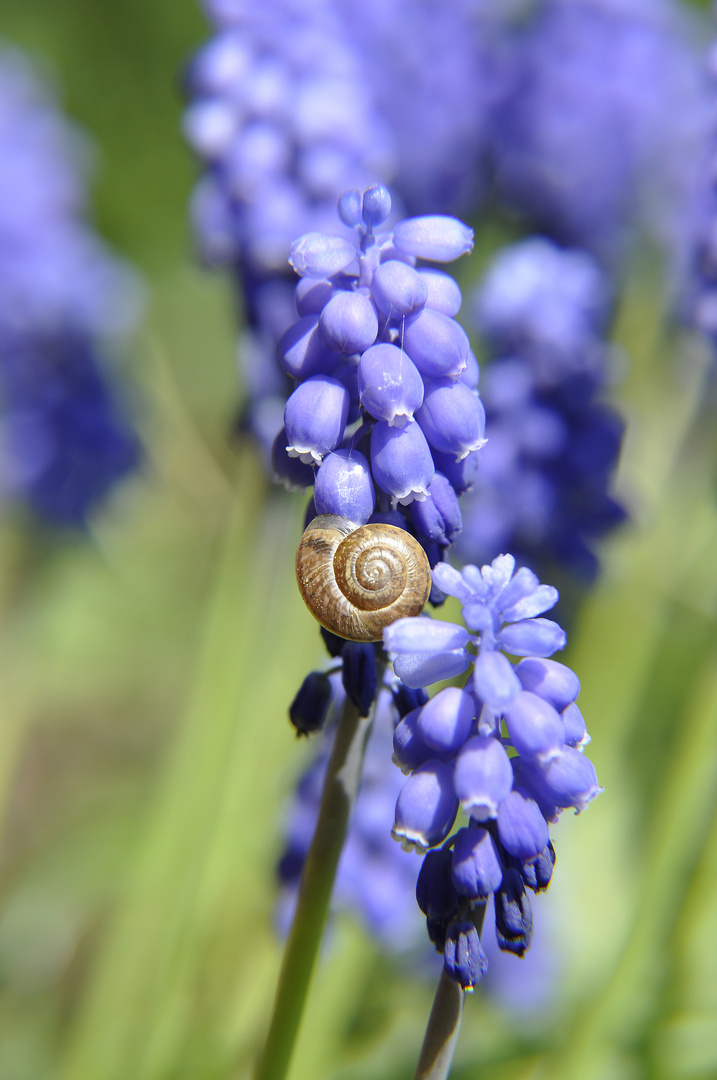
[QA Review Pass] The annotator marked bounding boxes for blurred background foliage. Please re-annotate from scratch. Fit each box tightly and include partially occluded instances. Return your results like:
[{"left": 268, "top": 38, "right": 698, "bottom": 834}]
[{"left": 0, "top": 2, "right": 716, "bottom": 1079}]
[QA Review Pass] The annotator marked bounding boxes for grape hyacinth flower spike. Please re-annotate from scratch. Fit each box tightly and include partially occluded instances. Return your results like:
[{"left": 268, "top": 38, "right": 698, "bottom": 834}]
[
  {"left": 384, "top": 554, "right": 602, "bottom": 992},
  {"left": 280, "top": 184, "right": 483, "bottom": 641}
]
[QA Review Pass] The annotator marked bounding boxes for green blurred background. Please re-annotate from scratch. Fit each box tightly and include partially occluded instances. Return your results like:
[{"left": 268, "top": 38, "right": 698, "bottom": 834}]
[{"left": 1, "top": 2, "right": 716, "bottom": 1078}]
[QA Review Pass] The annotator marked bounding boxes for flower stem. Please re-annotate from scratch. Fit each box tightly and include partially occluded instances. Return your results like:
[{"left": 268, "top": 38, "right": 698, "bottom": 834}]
[
  {"left": 413, "top": 970, "right": 465, "bottom": 1080},
  {"left": 253, "top": 673, "right": 382, "bottom": 1080}
]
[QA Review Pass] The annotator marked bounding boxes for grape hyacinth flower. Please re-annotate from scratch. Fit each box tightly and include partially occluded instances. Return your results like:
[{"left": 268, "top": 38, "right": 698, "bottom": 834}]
[
  {"left": 457, "top": 238, "right": 626, "bottom": 582},
  {"left": 488, "top": 0, "right": 707, "bottom": 268},
  {"left": 384, "top": 554, "right": 601, "bottom": 991},
  {"left": 0, "top": 47, "right": 140, "bottom": 525},
  {"left": 278, "top": 183, "right": 483, "bottom": 592}
]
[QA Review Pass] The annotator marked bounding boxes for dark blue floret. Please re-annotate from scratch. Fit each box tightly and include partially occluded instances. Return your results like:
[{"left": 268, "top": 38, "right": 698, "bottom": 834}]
[
  {"left": 494, "top": 867, "right": 533, "bottom": 957},
  {"left": 289, "top": 670, "right": 334, "bottom": 736},
  {"left": 342, "top": 643, "right": 378, "bottom": 717},
  {"left": 415, "top": 847, "right": 460, "bottom": 926},
  {"left": 443, "top": 920, "right": 488, "bottom": 992}
]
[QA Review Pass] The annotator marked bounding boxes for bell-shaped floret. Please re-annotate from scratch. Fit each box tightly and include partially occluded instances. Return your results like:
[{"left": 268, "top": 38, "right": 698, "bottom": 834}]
[
  {"left": 295, "top": 277, "right": 335, "bottom": 317},
  {"left": 371, "top": 260, "right": 428, "bottom": 319},
  {"left": 516, "top": 657, "right": 580, "bottom": 711},
  {"left": 451, "top": 825, "right": 503, "bottom": 898},
  {"left": 431, "top": 448, "right": 479, "bottom": 495},
  {"left": 318, "top": 290, "right": 379, "bottom": 353},
  {"left": 417, "top": 268, "right": 462, "bottom": 316},
  {"left": 342, "top": 642, "right": 377, "bottom": 716},
  {"left": 453, "top": 735, "right": 514, "bottom": 821},
  {"left": 278, "top": 314, "right": 337, "bottom": 380},
  {"left": 271, "top": 428, "right": 315, "bottom": 491},
  {"left": 358, "top": 343, "right": 424, "bottom": 426},
  {"left": 384, "top": 617, "right": 471, "bottom": 689},
  {"left": 393, "top": 708, "right": 435, "bottom": 774},
  {"left": 416, "top": 378, "right": 486, "bottom": 460},
  {"left": 494, "top": 868, "right": 533, "bottom": 956},
  {"left": 370, "top": 418, "right": 435, "bottom": 504},
  {"left": 362, "top": 183, "right": 392, "bottom": 228},
  {"left": 562, "top": 702, "right": 591, "bottom": 749},
  {"left": 313, "top": 449, "right": 375, "bottom": 524},
  {"left": 289, "top": 232, "right": 357, "bottom": 278},
  {"left": 392, "top": 759, "right": 458, "bottom": 852},
  {"left": 284, "top": 374, "right": 349, "bottom": 465},
  {"left": 416, "top": 847, "right": 460, "bottom": 923},
  {"left": 499, "top": 618, "right": 567, "bottom": 658},
  {"left": 403, "top": 308, "right": 470, "bottom": 379},
  {"left": 289, "top": 670, "right": 333, "bottom": 736},
  {"left": 444, "top": 920, "right": 488, "bottom": 991},
  {"left": 527, "top": 747, "right": 603, "bottom": 813},
  {"left": 416, "top": 686, "right": 475, "bottom": 755},
  {"left": 411, "top": 472, "right": 463, "bottom": 547},
  {"left": 503, "top": 691, "right": 565, "bottom": 764},
  {"left": 393, "top": 215, "right": 474, "bottom": 262},
  {"left": 473, "top": 651, "right": 521, "bottom": 710},
  {"left": 496, "top": 786, "right": 550, "bottom": 860}
]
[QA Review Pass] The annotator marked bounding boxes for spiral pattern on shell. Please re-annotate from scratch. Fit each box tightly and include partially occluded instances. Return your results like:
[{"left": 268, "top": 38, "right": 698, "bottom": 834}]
[{"left": 296, "top": 514, "right": 432, "bottom": 642}]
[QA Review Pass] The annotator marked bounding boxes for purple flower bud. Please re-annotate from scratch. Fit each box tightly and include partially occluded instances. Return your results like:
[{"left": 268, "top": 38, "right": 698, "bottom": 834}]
[
  {"left": 313, "top": 449, "right": 375, "bottom": 524},
  {"left": 271, "top": 428, "right": 315, "bottom": 491},
  {"left": 289, "top": 232, "right": 357, "bottom": 278},
  {"left": 494, "top": 868, "right": 533, "bottom": 957},
  {"left": 503, "top": 691, "right": 565, "bottom": 763},
  {"left": 370, "top": 418, "right": 435, "bottom": 504},
  {"left": 393, "top": 215, "right": 474, "bottom": 262},
  {"left": 498, "top": 618, "right": 567, "bottom": 658},
  {"left": 337, "top": 189, "right": 362, "bottom": 228},
  {"left": 518, "top": 841, "right": 556, "bottom": 892},
  {"left": 342, "top": 642, "right": 377, "bottom": 716},
  {"left": 473, "top": 651, "right": 521, "bottom": 710},
  {"left": 516, "top": 658, "right": 580, "bottom": 710},
  {"left": 384, "top": 617, "right": 471, "bottom": 689},
  {"left": 393, "top": 759, "right": 458, "bottom": 852},
  {"left": 371, "top": 260, "right": 428, "bottom": 319},
  {"left": 295, "top": 278, "right": 335, "bottom": 317},
  {"left": 431, "top": 448, "right": 479, "bottom": 495},
  {"left": 444, "top": 920, "right": 488, "bottom": 991},
  {"left": 417, "top": 269, "right": 462, "bottom": 316},
  {"left": 410, "top": 472, "right": 463, "bottom": 547},
  {"left": 362, "top": 183, "right": 392, "bottom": 228},
  {"left": 289, "top": 670, "right": 333, "bottom": 736},
  {"left": 403, "top": 309, "right": 470, "bottom": 379},
  {"left": 278, "top": 314, "right": 336, "bottom": 380},
  {"left": 562, "top": 702, "right": 590, "bottom": 749},
  {"left": 416, "top": 847, "right": 460, "bottom": 922},
  {"left": 496, "top": 786, "right": 549, "bottom": 860},
  {"left": 454, "top": 735, "right": 514, "bottom": 821},
  {"left": 416, "top": 687, "right": 475, "bottom": 755},
  {"left": 393, "top": 684, "right": 429, "bottom": 718},
  {"left": 532, "top": 747, "right": 603, "bottom": 813},
  {"left": 358, "top": 343, "right": 424, "bottom": 427},
  {"left": 318, "top": 291, "right": 379, "bottom": 354},
  {"left": 284, "top": 374, "right": 349, "bottom": 464},
  {"left": 416, "top": 378, "right": 486, "bottom": 460},
  {"left": 393, "top": 708, "right": 435, "bottom": 774},
  {"left": 451, "top": 826, "right": 503, "bottom": 898}
]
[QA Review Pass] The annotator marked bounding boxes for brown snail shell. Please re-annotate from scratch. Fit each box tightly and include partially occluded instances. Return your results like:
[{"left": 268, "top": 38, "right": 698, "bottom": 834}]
[{"left": 296, "top": 514, "right": 432, "bottom": 642}]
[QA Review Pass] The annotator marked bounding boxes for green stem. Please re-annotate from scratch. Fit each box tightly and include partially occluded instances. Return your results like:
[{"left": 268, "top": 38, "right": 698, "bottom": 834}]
[
  {"left": 413, "top": 971, "right": 465, "bottom": 1080},
  {"left": 253, "top": 669, "right": 383, "bottom": 1080}
]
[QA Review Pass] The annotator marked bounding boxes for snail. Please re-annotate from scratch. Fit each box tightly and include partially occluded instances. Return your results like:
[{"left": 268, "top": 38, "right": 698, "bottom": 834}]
[{"left": 296, "top": 514, "right": 432, "bottom": 642}]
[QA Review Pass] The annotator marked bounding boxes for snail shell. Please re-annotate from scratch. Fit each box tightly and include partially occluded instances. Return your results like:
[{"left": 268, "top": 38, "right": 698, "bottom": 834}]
[{"left": 296, "top": 514, "right": 432, "bottom": 642}]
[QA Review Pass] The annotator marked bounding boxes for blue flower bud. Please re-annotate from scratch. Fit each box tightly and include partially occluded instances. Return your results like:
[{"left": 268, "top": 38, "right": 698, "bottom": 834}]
[
  {"left": 320, "top": 626, "right": 346, "bottom": 659},
  {"left": 472, "top": 651, "right": 521, "bottom": 709},
  {"left": 517, "top": 841, "right": 556, "bottom": 892},
  {"left": 403, "top": 308, "right": 470, "bottom": 379},
  {"left": 416, "top": 847, "right": 460, "bottom": 922},
  {"left": 370, "top": 418, "right": 435, "bottom": 504},
  {"left": 498, "top": 618, "right": 567, "bottom": 658},
  {"left": 284, "top": 374, "right": 350, "bottom": 464},
  {"left": 417, "top": 269, "right": 462, "bottom": 316},
  {"left": 393, "top": 759, "right": 458, "bottom": 852},
  {"left": 362, "top": 183, "right": 392, "bottom": 229},
  {"left": 358, "top": 342, "right": 425, "bottom": 426},
  {"left": 289, "top": 232, "right": 357, "bottom": 278},
  {"left": 393, "top": 683, "right": 429, "bottom": 719},
  {"left": 342, "top": 642, "right": 377, "bottom": 716},
  {"left": 318, "top": 290, "right": 379, "bottom": 354},
  {"left": 271, "top": 427, "right": 315, "bottom": 492},
  {"left": 517, "top": 658, "right": 580, "bottom": 711},
  {"left": 416, "top": 687, "right": 475, "bottom": 755},
  {"left": 313, "top": 448, "right": 375, "bottom": 524},
  {"left": 337, "top": 188, "right": 363, "bottom": 228},
  {"left": 562, "top": 702, "right": 590, "bottom": 749},
  {"left": 371, "top": 260, "right": 428, "bottom": 318},
  {"left": 431, "top": 448, "right": 479, "bottom": 495},
  {"left": 278, "top": 314, "right": 336, "bottom": 380},
  {"left": 453, "top": 735, "right": 513, "bottom": 821},
  {"left": 384, "top": 617, "right": 471, "bottom": 689},
  {"left": 531, "top": 747, "right": 603, "bottom": 813},
  {"left": 451, "top": 826, "right": 503, "bottom": 898},
  {"left": 416, "top": 378, "right": 486, "bottom": 460},
  {"left": 444, "top": 920, "right": 488, "bottom": 991},
  {"left": 503, "top": 691, "right": 565, "bottom": 764},
  {"left": 496, "top": 786, "right": 550, "bottom": 860},
  {"left": 294, "top": 277, "right": 335, "bottom": 317},
  {"left": 411, "top": 472, "right": 462, "bottom": 548},
  {"left": 289, "top": 670, "right": 334, "bottom": 736},
  {"left": 494, "top": 868, "right": 533, "bottom": 957},
  {"left": 393, "top": 708, "right": 435, "bottom": 774},
  {"left": 393, "top": 215, "right": 474, "bottom": 262}
]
